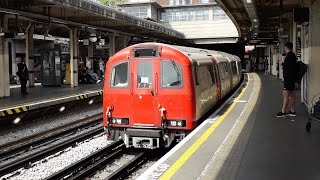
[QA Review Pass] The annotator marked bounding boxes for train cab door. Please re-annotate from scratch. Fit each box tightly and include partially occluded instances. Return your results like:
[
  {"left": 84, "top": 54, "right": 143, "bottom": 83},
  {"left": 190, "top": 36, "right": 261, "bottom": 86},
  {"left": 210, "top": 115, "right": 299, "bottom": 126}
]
[
  {"left": 131, "top": 59, "right": 159, "bottom": 127},
  {"left": 209, "top": 56, "right": 221, "bottom": 102}
]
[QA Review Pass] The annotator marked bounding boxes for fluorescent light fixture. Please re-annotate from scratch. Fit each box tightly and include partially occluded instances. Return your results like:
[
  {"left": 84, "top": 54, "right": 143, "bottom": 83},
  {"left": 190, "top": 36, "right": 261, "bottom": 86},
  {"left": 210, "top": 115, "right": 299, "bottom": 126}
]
[
  {"left": 88, "top": 99, "right": 94, "bottom": 105},
  {"left": 17, "top": 32, "right": 25, "bottom": 36},
  {"left": 253, "top": 19, "right": 257, "bottom": 22},
  {"left": 13, "top": 117, "right": 21, "bottom": 124},
  {"left": 59, "top": 106, "right": 66, "bottom": 112},
  {"left": 254, "top": 25, "right": 258, "bottom": 28},
  {"left": 87, "top": 26, "right": 97, "bottom": 30},
  {"left": 246, "top": 0, "right": 252, "bottom": 3},
  {"left": 0, "top": 32, "right": 4, "bottom": 36}
]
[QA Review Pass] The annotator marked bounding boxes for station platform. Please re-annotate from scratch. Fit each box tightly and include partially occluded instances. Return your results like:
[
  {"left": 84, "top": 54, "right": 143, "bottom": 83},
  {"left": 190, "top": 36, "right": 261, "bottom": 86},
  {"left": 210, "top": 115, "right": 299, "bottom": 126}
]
[
  {"left": 0, "top": 84, "right": 103, "bottom": 118},
  {"left": 139, "top": 73, "right": 320, "bottom": 180}
]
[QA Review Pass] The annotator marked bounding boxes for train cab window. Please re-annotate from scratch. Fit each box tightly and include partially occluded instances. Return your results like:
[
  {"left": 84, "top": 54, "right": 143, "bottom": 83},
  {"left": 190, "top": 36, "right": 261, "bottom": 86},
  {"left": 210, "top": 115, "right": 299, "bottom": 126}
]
[
  {"left": 110, "top": 62, "right": 129, "bottom": 87},
  {"left": 161, "top": 60, "right": 183, "bottom": 88},
  {"left": 137, "top": 61, "right": 153, "bottom": 88}
]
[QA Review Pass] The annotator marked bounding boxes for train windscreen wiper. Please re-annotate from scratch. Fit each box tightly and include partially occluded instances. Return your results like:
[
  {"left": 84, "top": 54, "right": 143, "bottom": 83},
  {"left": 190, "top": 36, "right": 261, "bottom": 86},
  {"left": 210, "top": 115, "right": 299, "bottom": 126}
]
[{"left": 170, "top": 59, "right": 181, "bottom": 85}]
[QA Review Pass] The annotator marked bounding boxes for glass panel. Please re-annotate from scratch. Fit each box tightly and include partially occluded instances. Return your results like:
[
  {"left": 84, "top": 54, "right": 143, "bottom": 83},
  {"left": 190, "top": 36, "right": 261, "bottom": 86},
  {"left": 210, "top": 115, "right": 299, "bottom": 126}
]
[
  {"left": 159, "top": 7, "right": 209, "bottom": 22},
  {"left": 42, "top": 50, "right": 54, "bottom": 77},
  {"left": 137, "top": 61, "right": 153, "bottom": 88},
  {"left": 207, "top": 65, "right": 215, "bottom": 85},
  {"left": 110, "top": 62, "right": 128, "bottom": 87},
  {"left": 122, "top": 6, "right": 148, "bottom": 18},
  {"left": 162, "top": 61, "right": 183, "bottom": 88},
  {"left": 224, "top": 64, "right": 229, "bottom": 78},
  {"left": 199, "top": 0, "right": 209, "bottom": 3},
  {"left": 213, "top": 6, "right": 228, "bottom": 20}
]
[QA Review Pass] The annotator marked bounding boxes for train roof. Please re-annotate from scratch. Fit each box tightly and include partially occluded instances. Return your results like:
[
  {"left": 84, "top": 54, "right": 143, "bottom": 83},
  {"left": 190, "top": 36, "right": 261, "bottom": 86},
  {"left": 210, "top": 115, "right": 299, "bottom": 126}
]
[{"left": 130, "top": 43, "right": 240, "bottom": 65}]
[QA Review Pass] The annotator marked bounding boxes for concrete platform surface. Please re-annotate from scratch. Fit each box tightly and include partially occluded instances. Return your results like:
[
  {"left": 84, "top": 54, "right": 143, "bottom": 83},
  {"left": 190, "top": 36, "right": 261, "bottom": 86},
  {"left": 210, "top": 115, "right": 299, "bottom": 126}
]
[
  {"left": 138, "top": 73, "right": 320, "bottom": 180},
  {"left": 0, "top": 84, "right": 103, "bottom": 111}
]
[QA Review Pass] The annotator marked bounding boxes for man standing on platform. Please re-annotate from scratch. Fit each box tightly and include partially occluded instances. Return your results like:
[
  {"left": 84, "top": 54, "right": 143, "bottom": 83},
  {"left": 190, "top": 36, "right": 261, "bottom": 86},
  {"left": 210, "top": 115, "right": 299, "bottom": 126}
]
[
  {"left": 17, "top": 59, "right": 29, "bottom": 95},
  {"left": 275, "top": 42, "right": 297, "bottom": 117}
]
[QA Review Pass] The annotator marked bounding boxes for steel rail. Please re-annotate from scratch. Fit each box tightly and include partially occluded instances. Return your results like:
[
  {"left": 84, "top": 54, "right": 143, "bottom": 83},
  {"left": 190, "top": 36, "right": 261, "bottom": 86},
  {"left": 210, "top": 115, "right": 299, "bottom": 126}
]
[
  {"left": 0, "top": 126, "right": 104, "bottom": 177},
  {"left": 45, "top": 140, "right": 125, "bottom": 180},
  {"left": 105, "top": 152, "right": 148, "bottom": 180},
  {"left": 0, "top": 114, "right": 102, "bottom": 162}
]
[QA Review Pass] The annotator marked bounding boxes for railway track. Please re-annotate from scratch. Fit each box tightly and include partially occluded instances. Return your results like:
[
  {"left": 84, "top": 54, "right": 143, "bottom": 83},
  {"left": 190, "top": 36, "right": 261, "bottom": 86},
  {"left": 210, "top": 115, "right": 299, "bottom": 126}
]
[
  {"left": 46, "top": 140, "right": 148, "bottom": 180},
  {"left": 0, "top": 115, "right": 104, "bottom": 177},
  {"left": 0, "top": 114, "right": 102, "bottom": 162}
]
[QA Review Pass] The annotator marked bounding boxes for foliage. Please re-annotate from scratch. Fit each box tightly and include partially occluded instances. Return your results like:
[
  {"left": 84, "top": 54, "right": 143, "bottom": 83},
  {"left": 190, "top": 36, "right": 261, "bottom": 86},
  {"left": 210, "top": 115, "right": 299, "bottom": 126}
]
[{"left": 98, "top": 0, "right": 127, "bottom": 7}]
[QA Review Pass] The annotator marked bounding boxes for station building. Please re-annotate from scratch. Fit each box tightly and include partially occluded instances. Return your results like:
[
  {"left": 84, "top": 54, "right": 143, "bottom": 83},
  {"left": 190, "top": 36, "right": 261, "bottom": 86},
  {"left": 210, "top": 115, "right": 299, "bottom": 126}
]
[{"left": 118, "top": 0, "right": 238, "bottom": 44}]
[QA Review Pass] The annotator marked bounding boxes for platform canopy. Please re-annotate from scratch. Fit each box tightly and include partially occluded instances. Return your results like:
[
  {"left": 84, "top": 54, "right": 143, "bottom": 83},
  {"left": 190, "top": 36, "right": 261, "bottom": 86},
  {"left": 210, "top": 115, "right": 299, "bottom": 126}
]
[
  {"left": 216, "top": 0, "right": 303, "bottom": 42},
  {"left": 0, "top": 0, "right": 186, "bottom": 44}
]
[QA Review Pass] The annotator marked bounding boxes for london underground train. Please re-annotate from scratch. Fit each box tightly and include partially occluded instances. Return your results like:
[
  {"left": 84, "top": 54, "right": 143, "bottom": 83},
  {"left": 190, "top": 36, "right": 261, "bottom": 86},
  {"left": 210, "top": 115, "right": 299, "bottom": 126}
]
[{"left": 103, "top": 43, "right": 242, "bottom": 149}]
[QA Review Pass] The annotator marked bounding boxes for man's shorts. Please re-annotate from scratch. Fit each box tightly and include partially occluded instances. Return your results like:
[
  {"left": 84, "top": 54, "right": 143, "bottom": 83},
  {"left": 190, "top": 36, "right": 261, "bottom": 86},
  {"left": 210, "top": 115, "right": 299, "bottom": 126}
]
[{"left": 284, "top": 81, "right": 295, "bottom": 91}]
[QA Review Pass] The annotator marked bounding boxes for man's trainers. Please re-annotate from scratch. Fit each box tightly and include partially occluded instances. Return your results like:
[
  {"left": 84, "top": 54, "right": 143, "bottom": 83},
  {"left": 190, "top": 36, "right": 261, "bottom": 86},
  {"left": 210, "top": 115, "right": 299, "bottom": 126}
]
[
  {"left": 275, "top": 111, "right": 286, "bottom": 117},
  {"left": 287, "top": 111, "right": 296, "bottom": 117}
]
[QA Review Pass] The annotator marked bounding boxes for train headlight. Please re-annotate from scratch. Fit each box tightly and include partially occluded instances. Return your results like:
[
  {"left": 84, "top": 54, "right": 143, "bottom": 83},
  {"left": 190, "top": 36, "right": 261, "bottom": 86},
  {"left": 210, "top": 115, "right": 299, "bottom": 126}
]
[
  {"left": 165, "top": 120, "right": 186, "bottom": 127},
  {"left": 109, "top": 118, "right": 129, "bottom": 125}
]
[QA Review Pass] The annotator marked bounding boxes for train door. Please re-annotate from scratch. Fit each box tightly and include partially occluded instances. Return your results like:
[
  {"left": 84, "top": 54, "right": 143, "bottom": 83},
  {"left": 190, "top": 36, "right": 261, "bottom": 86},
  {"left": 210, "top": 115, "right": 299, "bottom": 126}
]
[
  {"left": 209, "top": 56, "right": 221, "bottom": 102},
  {"left": 213, "top": 64, "right": 221, "bottom": 101},
  {"left": 132, "top": 59, "right": 159, "bottom": 126},
  {"left": 218, "top": 63, "right": 226, "bottom": 98}
]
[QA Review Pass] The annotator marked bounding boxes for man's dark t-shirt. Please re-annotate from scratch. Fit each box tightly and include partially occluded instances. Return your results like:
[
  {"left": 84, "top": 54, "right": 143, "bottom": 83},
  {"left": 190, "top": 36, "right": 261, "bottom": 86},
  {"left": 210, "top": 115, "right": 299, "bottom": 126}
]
[
  {"left": 282, "top": 51, "right": 297, "bottom": 91},
  {"left": 283, "top": 51, "right": 297, "bottom": 83}
]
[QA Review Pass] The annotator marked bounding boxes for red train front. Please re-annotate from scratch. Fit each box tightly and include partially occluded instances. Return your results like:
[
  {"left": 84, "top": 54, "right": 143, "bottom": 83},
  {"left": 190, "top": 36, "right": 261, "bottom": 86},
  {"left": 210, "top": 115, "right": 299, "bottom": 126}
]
[{"left": 103, "top": 43, "right": 241, "bottom": 149}]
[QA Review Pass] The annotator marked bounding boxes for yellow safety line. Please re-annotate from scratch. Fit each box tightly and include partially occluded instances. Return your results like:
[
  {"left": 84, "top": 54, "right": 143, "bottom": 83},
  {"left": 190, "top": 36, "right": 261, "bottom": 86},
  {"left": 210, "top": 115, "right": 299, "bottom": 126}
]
[
  {"left": 160, "top": 74, "right": 251, "bottom": 180},
  {"left": 22, "top": 106, "right": 28, "bottom": 111},
  {"left": 0, "top": 90, "right": 102, "bottom": 110},
  {"left": 15, "top": 108, "right": 21, "bottom": 113},
  {"left": 7, "top": 109, "right": 13, "bottom": 115}
]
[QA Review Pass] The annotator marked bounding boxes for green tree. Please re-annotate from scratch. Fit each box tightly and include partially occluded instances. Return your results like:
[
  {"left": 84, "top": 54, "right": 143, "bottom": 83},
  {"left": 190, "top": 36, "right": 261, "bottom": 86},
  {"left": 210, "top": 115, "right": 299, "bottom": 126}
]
[{"left": 98, "top": 0, "right": 127, "bottom": 7}]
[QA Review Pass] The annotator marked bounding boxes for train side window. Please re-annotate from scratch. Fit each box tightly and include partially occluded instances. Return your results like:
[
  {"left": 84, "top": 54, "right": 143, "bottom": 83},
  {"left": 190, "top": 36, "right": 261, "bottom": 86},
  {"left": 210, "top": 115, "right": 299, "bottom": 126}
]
[
  {"left": 219, "top": 64, "right": 224, "bottom": 80},
  {"left": 161, "top": 60, "right": 183, "bottom": 88},
  {"left": 231, "top": 62, "right": 236, "bottom": 75},
  {"left": 207, "top": 65, "right": 215, "bottom": 85},
  {"left": 224, "top": 63, "right": 229, "bottom": 78},
  {"left": 198, "top": 66, "right": 209, "bottom": 90},
  {"left": 110, "top": 61, "right": 129, "bottom": 87}
]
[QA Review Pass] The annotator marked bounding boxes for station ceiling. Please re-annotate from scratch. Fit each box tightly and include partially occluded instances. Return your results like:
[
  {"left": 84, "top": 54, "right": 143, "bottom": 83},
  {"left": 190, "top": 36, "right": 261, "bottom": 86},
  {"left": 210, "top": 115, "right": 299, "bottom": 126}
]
[
  {"left": 216, "top": 0, "right": 304, "bottom": 42},
  {"left": 0, "top": 0, "right": 187, "bottom": 44}
]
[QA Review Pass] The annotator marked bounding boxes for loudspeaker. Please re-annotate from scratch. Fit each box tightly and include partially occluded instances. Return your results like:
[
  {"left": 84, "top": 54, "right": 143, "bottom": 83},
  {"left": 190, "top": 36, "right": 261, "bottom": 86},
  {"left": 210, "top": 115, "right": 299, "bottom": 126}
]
[{"left": 294, "top": 8, "right": 309, "bottom": 22}]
